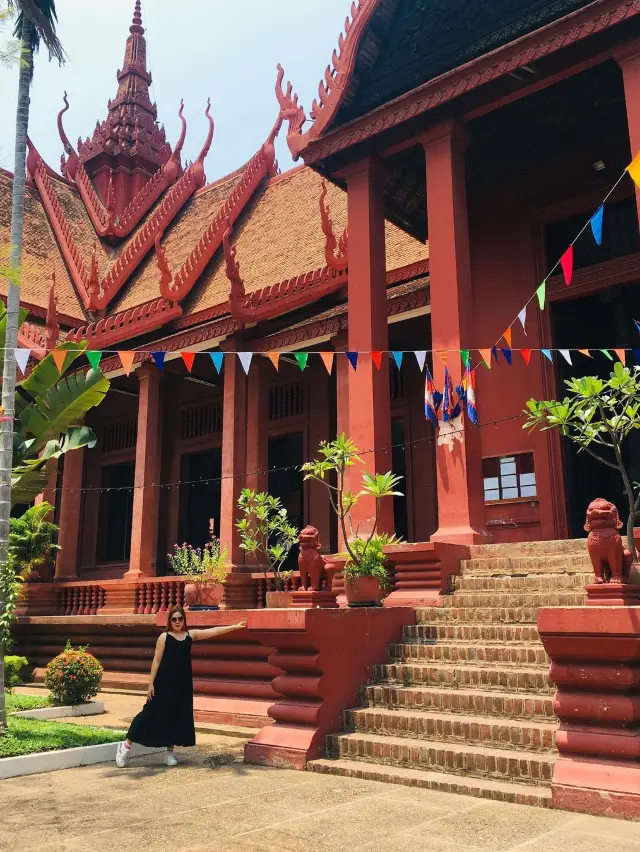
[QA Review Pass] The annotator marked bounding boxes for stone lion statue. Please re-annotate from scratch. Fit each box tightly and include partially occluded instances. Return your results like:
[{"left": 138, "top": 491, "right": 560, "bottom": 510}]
[
  {"left": 584, "top": 498, "right": 633, "bottom": 584},
  {"left": 298, "top": 526, "right": 330, "bottom": 591}
]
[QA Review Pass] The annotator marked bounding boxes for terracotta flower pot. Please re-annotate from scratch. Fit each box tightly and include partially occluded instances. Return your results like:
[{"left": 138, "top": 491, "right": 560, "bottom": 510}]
[
  {"left": 344, "top": 575, "right": 385, "bottom": 607},
  {"left": 265, "top": 590, "right": 293, "bottom": 608},
  {"left": 184, "top": 581, "right": 224, "bottom": 610}
]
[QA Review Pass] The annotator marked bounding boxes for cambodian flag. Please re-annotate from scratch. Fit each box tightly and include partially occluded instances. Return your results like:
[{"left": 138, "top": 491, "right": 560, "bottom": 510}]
[
  {"left": 424, "top": 367, "right": 440, "bottom": 427},
  {"left": 464, "top": 366, "right": 478, "bottom": 425},
  {"left": 442, "top": 367, "right": 461, "bottom": 423}
]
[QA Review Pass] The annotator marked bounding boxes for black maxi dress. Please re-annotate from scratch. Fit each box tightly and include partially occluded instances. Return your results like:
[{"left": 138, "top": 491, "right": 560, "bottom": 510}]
[{"left": 127, "top": 632, "right": 196, "bottom": 748}]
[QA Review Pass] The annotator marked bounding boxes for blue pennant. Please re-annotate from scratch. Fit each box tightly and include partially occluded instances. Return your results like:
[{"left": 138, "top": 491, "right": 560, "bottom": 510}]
[
  {"left": 500, "top": 348, "right": 512, "bottom": 366},
  {"left": 209, "top": 352, "right": 224, "bottom": 373},
  {"left": 152, "top": 352, "right": 165, "bottom": 370},
  {"left": 392, "top": 351, "right": 404, "bottom": 370},
  {"left": 633, "top": 349, "right": 640, "bottom": 365},
  {"left": 541, "top": 349, "right": 553, "bottom": 362},
  {"left": 346, "top": 352, "right": 359, "bottom": 371},
  {"left": 491, "top": 346, "right": 499, "bottom": 364},
  {"left": 590, "top": 205, "right": 604, "bottom": 246}
]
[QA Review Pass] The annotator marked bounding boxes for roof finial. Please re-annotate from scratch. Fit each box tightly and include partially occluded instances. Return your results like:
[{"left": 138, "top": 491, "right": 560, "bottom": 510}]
[
  {"left": 130, "top": 0, "right": 144, "bottom": 35},
  {"left": 45, "top": 272, "right": 59, "bottom": 352}
]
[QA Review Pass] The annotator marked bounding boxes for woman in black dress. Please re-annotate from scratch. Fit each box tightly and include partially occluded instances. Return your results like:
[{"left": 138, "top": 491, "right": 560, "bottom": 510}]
[{"left": 115, "top": 606, "right": 246, "bottom": 767}]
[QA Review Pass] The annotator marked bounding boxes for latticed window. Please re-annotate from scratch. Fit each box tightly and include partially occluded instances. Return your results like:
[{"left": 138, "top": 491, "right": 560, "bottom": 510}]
[
  {"left": 483, "top": 454, "right": 537, "bottom": 503},
  {"left": 269, "top": 382, "right": 305, "bottom": 421},
  {"left": 100, "top": 420, "right": 137, "bottom": 453},
  {"left": 180, "top": 401, "right": 223, "bottom": 440}
]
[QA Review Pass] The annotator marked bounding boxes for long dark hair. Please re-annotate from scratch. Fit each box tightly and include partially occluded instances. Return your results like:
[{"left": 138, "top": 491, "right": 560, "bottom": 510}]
[{"left": 166, "top": 605, "right": 188, "bottom": 633}]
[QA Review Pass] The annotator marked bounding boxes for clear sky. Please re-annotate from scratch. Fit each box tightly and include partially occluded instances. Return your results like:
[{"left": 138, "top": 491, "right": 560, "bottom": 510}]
[{"left": 0, "top": 0, "right": 352, "bottom": 180}]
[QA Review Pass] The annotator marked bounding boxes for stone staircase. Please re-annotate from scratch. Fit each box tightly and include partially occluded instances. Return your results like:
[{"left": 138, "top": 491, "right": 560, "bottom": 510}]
[{"left": 309, "top": 539, "right": 593, "bottom": 806}]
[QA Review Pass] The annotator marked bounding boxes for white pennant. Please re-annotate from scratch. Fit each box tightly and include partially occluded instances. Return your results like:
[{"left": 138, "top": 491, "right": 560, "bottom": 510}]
[
  {"left": 559, "top": 349, "right": 572, "bottom": 365},
  {"left": 15, "top": 348, "right": 30, "bottom": 374},
  {"left": 414, "top": 351, "right": 427, "bottom": 372},
  {"left": 518, "top": 306, "right": 527, "bottom": 334},
  {"left": 238, "top": 352, "right": 253, "bottom": 374}
]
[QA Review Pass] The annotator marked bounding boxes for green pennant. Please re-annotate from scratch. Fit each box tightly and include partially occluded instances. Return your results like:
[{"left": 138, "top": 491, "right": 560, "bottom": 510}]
[
  {"left": 294, "top": 352, "right": 309, "bottom": 371},
  {"left": 600, "top": 349, "right": 613, "bottom": 361},
  {"left": 87, "top": 350, "right": 103, "bottom": 370},
  {"left": 536, "top": 281, "right": 546, "bottom": 311},
  {"left": 460, "top": 349, "right": 470, "bottom": 367}
]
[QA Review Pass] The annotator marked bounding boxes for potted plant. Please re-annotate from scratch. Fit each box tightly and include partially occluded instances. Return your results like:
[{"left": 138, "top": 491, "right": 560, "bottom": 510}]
[
  {"left": 302, "top": 435, "right": 403, "bottom": 606},
  {"left": 9, "top": 502, "right": 60, "bottom": 582},
  {"left": 168, "top": 539, "right": 228, "bottom": 610},
  {"left": 236, "top": 489, "right": 298, "bottom": 607}
]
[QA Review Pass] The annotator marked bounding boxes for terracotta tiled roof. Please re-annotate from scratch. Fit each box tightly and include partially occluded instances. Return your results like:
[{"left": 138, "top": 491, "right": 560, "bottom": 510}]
[{"left": 0, "top": 171, "right": 85, "bottom": 320}]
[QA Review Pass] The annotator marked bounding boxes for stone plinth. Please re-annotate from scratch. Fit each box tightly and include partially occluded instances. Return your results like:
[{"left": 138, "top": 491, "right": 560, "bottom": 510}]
[
  {"left": 290, "top": 589, "right": 338, "bottom": 609},
  {"left": 538, "top": 606, "right": 640, "bottom": 820},
  {"left": 586, "top": 583, "right": 640, "bottom": 606},
  {"left": 383, "top": 542, "right": 469, "bottom": 607}
]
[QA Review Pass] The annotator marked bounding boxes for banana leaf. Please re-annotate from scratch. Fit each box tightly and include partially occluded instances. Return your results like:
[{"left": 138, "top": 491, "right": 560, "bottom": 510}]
[
  {"left": 18, "top": 340, "right": 87, "bottom": 399},
  {"left": 0, "top": 306, "right": 29, "bottom": 376}
]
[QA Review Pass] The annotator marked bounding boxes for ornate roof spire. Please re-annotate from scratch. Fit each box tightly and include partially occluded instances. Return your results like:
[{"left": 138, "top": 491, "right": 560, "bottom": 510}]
[{"left": 45, "top": 272, "right": 60, "bottom": 352}]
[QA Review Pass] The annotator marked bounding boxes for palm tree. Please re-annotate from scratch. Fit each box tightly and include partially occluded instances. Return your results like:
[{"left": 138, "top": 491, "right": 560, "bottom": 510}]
[
  {"left": 0, "top": 5, "right": 20, "bottom": 69},
  {"left": 0, "top": 0, "right": 64, "bottom": 732}
]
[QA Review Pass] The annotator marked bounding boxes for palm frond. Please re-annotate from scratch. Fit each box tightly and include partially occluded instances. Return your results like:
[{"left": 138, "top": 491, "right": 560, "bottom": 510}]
[{"left": 8, "top": 0, "right": 64, "bottom": 63}]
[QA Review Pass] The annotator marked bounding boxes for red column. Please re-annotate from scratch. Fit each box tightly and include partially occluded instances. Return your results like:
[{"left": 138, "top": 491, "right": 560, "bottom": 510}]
[
  {"left": 307, "top": 359, "right": 332, "bottom": 550},
  {"left": 245, "top": 360, "right": 268, "bottom": 495},
  {"left": 345, "top": 157, "right": 393, "bottom": 537},
  {"left": 422, "top": 122, "right": 489, "bottom": 544},
  {"left": 126, "top": 364, "right": 162, "bottom": 577},
  {"left": 55, "top": 449, "right": 84, "bottom": 580},
  {"left": 615, "top": 43, "right": 640, "bottom": 223}
]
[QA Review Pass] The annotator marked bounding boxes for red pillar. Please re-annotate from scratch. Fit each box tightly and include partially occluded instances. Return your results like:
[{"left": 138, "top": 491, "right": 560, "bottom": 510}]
[
  {"left": 615, "top": 43, "right": 640, "bottom": 223},
  {"left": 307, "top": 359, "right": 332, "bottom": 550},
  {"left": 344, "top": 157, "right": 393, "bottom": 537},
  {"left": 126, "top": 364, "right": 162, "bottom": 577},
  {"left": 245, "top": 360, "right": 268, "bottom": 495},
  {"left": 55, "top": 449, "right": 84, "bottom": 580},
  {"left": 422, "top": 122, "right": 490, "bottom": 544}
]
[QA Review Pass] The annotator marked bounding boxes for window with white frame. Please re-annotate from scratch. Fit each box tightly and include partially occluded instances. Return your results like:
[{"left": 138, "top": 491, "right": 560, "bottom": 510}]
[{"left": 482, "top": 454, "right": 537, "bottom": 503}]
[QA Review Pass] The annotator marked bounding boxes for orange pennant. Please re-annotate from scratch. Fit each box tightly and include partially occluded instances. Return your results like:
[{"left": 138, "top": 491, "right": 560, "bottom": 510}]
[
  {"left": 520, "top": 348, "right": 532, "bottom": 366},
  {"left": 51, "top": 349, "right": 67, "bottom": 375},
  {"left": 503, "top": 328, "right": 512, "bottom": 349},
  {"left": 436, "top": 350, "right": 448, "bottom": 364},
  {"left": 319, "top": 352, "right": 334, "bottom": 374},
  {"left": 478, "top": 349, "right": 492, "bottom": 369},
  {"left": 181, "top": 352, "right": 195, "bottom": 373},
  {"left": 614, "top": 348, "right": 626, "bottom": 364},
  {"left": 578, "top": 349, "right": 592, "bottom": 358},
  {"left": 371, "top": 351, "right": 382, "bottom": 370},
  {"left": 266, "top": 352, "right": 280, "bottom": 371},
  {"left": 118, "top": 351, "right": 136, "bottom": 376}
]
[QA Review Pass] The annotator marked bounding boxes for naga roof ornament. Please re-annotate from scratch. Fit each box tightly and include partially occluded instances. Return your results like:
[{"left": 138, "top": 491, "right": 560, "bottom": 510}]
[{"left": 319, "top": 181, "right": 348, "bottom": 271}]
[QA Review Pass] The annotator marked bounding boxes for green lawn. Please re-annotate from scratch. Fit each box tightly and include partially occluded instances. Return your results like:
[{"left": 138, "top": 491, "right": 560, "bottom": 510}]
[
  {"left": 5, "top": 692, "right": 50, "bottom": 713},
  {"left": 0, "top": 717, "right": 124, "bottom": 758}
]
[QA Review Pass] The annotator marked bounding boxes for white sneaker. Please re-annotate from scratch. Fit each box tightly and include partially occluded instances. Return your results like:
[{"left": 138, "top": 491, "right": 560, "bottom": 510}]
[
  {"left": 165, "top": 751, "right": 178, "bottom": 767},
  {"left": 115, "top": 742, "right": 129, "bottom": 768}
]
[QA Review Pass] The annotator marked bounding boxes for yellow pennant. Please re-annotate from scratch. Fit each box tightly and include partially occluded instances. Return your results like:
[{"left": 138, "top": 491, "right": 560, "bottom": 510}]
[{"left": 628, "top": 151, "right": 640, "bottom": 188}]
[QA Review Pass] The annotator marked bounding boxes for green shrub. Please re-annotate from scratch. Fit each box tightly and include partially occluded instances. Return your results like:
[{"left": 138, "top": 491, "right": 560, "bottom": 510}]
[
  {"left": 4, "top": 655, "right": 28, "bottom": 691},
  {"left": 44, "top": 642, "right": 103, "bottom": 706}
]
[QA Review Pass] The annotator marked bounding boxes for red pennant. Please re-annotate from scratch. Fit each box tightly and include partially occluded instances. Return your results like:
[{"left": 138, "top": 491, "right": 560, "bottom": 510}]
[
  {"left": 560, "top": 246, "right": 573, "bottom": 286},
  {"left": 371, "top": 351, "right": 382, "bottom": 370},
  {"left": 503, "top": 328, "right": 512, "bottom": 349},
  {"left": 118, "top": 351, "right": 135, "bottom": 376},
  {"left": 319, "top": 352, "right": 334, "bottom": 374},
  {"left": 52, "top": 349, "right": 67, "bottom": 374},
  {"left": 181, "top": 352, "right": 196, "bottom": 373},
  {"left": 520, "top": 348, "right": 532, "bottom": 366}
]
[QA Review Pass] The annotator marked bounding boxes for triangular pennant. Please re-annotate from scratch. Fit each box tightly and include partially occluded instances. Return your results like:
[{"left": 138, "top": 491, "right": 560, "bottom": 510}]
[
  {"left": 559, "top": 349, "right": 572, "bottom": 365},
  {"left": 578, "top": 349, "right": 592, "bottom": 358},
  {"left": 536, "top": 281, "right": 546, "bottom": 310},
  {"left": 491, "top": 346, "right": 499, "bottom": 364},
  {"left": 152, "top": 352, "right": 166, "bottom": 371},
  {"left": 346, "top": 352, "right": 359, "bottom": 371},
  {"left": 478, "top": 349, "right": 492, "bottom": 369},
  {"left": 392, "top": 351, "right": 403, "bottom": 370},
  {"left": 118, "top": 351, "right": 135, "bottom": 376},
  {"left": 460, "top": 349, "right": 470, "bottom": 368},
  {"left": 294, "top": 352, "right": 309, "bottom": 371},
  {"left": 520, "top": 348, "right": 532, "bottom": 366},
  {"left": 560, "top": 246, "right": 573, "bottom": 286},
  {"left": 437, "top": 350, "right": 448, "bottom": 364},
  {"left": 14, "top": 348, "right": 30, "bottom": 375},
  {"left": 627, "top": 151, "right": 640, "bottom": 188},
  {"left": 210, "top": 352, "right": 224, "bottom": 373},
  {"left": 238, "top": 352, "right": 253, "bottom": 374},
  {"left": 590, "top": 204, "right": 604, "bottom": 246},
  {"left": 500, "top": 348, "right": 512, "bottom": 366},
  {"left": 371, "top": 351, "right": 382, "bottom": 370},
  {"left": 518, "top": 306, "right": 527, "bottom": 334},
  {"left": 503, "top": 328, "right": 512, "bottom": 349},
  {"left": 633, "top": 349, "right": 640, "bottom": 364},
  {"left": 600, "top": 349, "right": 613, "bottom": 361},
  {"left": 414, "top": 351, "right": 427, "bottom": 372},
  {"left": 319, "top": 352, "right": 334, "bottom": 374},
  {"left": 541, "top": 349, "right": 553, "bottom": 361},
  {"left": 87, "top": 350, "right": 102, "bottom": 371},
  {"left": 266, "top": 352, "right": 280, "bottom": 371},
  {"left": 614, "top": 348, "right": 626, "bottom": 364},
  {"left": 181, "top": 352, "right": 196, "bottom": 373},
  {"left": 635, "top": 320, "right": 640, "bottom": 336},
  {"left": 52, "top": 349, "right": 67, "bottom": 375}
]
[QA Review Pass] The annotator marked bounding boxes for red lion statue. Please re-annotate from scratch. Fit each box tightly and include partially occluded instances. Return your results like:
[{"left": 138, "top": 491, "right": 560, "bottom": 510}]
[
  {"left": 298, "top": 526, "right": 333, "bottom": 591},
  {"left": 585, "top": 498, "right": 633, "bottom": 584}
]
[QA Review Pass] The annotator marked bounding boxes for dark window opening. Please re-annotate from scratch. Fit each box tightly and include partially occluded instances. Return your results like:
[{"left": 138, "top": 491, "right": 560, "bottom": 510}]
[
  {"left": 177, "top": 449, "right": 222, "bottom": 554},
  {"left": 268, "top": 433, "right": 304, "bottom": 571},
  {"left": 392, "top": 418, "right": 409, "bottom": 542},
  {"left": 99, "top": 462, "right": 134, "bottom": 562}
]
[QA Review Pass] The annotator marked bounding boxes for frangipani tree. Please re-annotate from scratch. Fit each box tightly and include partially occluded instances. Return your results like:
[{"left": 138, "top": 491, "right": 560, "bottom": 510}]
[{"left": 524, "top": 363, "right": 640, "bottom": 560}]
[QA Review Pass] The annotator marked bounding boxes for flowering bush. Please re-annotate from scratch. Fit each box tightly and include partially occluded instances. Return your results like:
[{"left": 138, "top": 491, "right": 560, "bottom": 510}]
[
  {"left": 167, "top": 538, "right": 228, "bottom": 584},
  {"left": 44, "top": 642, "right": 103, "bottom": 706}
]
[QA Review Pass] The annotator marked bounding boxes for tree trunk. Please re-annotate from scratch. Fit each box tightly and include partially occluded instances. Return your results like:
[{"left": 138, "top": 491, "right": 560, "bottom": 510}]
[{"left": 0, "top": 18, "right": 33, "bottom": 732}]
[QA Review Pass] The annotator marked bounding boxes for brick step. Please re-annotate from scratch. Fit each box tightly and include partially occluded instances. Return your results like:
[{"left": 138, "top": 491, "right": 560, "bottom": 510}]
[
  {"left": 460, "top": 556, "right": 592, "bottom": 576},
  {"left": 390, "top": 642, "right": 549, "bottom": 667},
  {"left": 453, "top": 573, "right": 592, "bottom": 592},
  {"left": 309, "top": 758, "right": 553, "bottom": 808},
  {"left": 328, "top": 732, "right": 555, "bottom": 786},
  {"left": 363, "top": 683, "right": 555, "bottom": 720},
  {"left": 403, "top": 623, "right": 542, "bottom": 644},
  {"left": 346, "top": 707, "right": 557, "bottom": 752},
  {"left": 416, "top": 606, "right": 538, "bottom": 624},
  {"left": 469, "top": 539, "right": 587, "bottom": 557},
  {"left": 376, "top": 662, "right": 553, "bottom": 694},
  {"left": 442, "top": 591, "right": 585, "bottom": 608}
]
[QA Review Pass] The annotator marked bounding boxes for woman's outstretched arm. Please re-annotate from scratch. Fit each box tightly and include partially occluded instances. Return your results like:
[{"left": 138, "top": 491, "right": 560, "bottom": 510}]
[
  {"left": 190, "top": 621, "right": 247, "bottom": 642},
  {"left": 147, "top": 632, "right": 167, "bottom": 699}
]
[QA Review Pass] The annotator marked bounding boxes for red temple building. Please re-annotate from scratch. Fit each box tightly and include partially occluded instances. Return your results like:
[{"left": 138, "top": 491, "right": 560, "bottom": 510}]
[{"left": 5, "top": 0, "right": 640, "bottom": 817}]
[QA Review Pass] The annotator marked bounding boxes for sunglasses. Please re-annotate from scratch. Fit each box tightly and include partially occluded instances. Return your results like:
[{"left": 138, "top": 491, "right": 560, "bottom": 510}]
[{"left": 170, "top": 616, "right": 184, "bottom": 623}]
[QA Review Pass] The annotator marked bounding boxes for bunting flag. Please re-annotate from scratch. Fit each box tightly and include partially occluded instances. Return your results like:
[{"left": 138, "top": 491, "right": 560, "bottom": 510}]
[
  {"left": 118, "top": 351, "right": 135, "bottom": 376},
  {"left": 536, "top": 281, "right": 546, "bottom": 310},
  {"left": 627, "top": 152, "right": 640, "bottom": 187},
  {"left": 414, "top": 351, "right": 427, "bottom": 372},
  {"left": 181, "top": 352, "right": 195, "bottom": 373},
  {"left": 491, "top": 346, "right": 499, "bottom": 364},
  {"left": 424, "top": 367, "right": 439, "bottom": 428},
  {"left": 460, "top": 349, "right": 470, "bottom": 368},
  {"left": 520, "top": 348, "right": 532, "bottom": 366},
  {"left": 392, "top": 351, "right": 404, "bottom": 370},
  {"left": 210, "top": 352, "right": 224, "bottom": 373},
  {"left": 559, "top": 349, "right": 572, "bottom": 365},
  {"left": 371, "top": 351, "right": 382, "bottom": 370},
  {"left": 441, "top": 367, "right": 461, "bottom": 423},
  {"left": 503, "top": 328, "right": 512, "bottom": 349},
  {"left": 52, "top": 349, "right": 67, "bottom": 374},
  {"left": 560, "top": 246, "right": 573, "bottom": 286},
  {"left": 87, "top": 351, "right": 102, "bottom": 371},
  {"left": 500, "top": 348, "right": 512, "bottom": 366},
  {"left": 590, "top": 205, "right": 604, "bottom": 246},
  {"left": 541, "top": 349, "right": 553, "bottom": 361},
  {"left": 634, "top": 349, "right": 640, "bottom": 364},
  {"left": 614, "top": 348, "right": 626, "bottom": 364},
  {"left": 152, "top": 352, "right": 166, "bottom": 371},
  {"left": 15, "top": 348, "right": 30, "bottom": 375},
  {"left": 266, "top": 352, "right": 280, "bottom": 371},
  {"left": 578, "top": 349, "right": 592, "bottom": 358},
  {"left": 436, "top": 350, "right": 448, "bottom": 364},
  {"left": 634, "top": 320, "right": 640, "bottom": 336},
  {"left": 518, "top": 306, "right": 527, "bottom": 334},
  {"left": 319, "top": 352, "right": 334, "bottom": 374},
  {"left": 346, "top": 352, "right": 359, "bottom": 371},
  {"left": 464, "top": 366, "right": 478, "bottom": 426},
  {"left": 294, "top": 352, "right": 309, "bottom": 371},
  {"left": 479, "top": 349, "right": 492, "bottom": 369},
  {"left": 238, "top": 352, "right": 253, "bottom": 374},
  {"left": 600, "top": 349, "right": 613, "bottom": 361}
]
